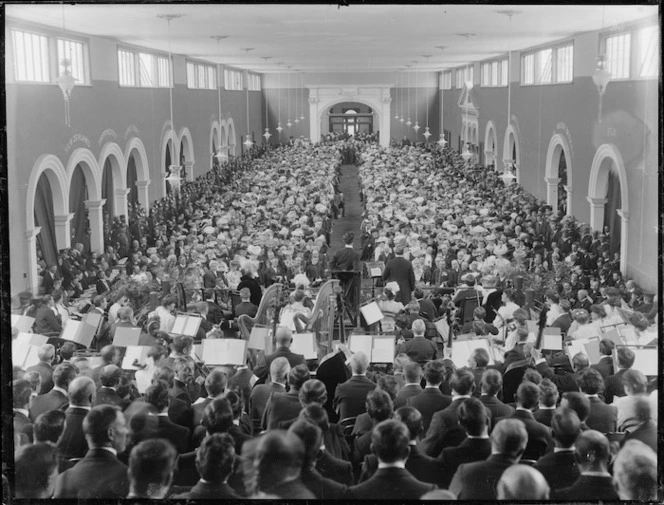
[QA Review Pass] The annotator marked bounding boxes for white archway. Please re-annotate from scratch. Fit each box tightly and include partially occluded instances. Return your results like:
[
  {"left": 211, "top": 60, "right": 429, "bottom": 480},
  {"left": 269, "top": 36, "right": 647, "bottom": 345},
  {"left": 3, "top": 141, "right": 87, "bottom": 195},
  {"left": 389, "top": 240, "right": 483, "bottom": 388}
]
[
  {"left": 587, "top": 143, "right": 629, "bottom": 275},
  {"left": 98, "top": 142, "right": 128, "bottom": 219},
  {"left": 210, "top": 120, "right": 220, "bottom": 157},
  {"left": 25, "top": 155, "right": 70, "bottom": 294},
  {"left": 544, "top": 132, "right": 573, "bottom": 214},
  {"left": 179, "top": 126, "right": 195, "bottom": 181},
  {"left": 227, "top": 118, "right": 237, "bottom": 156},
  {"left": 320, "top": 98, "right": 381, "bottom": 140},
  {"left": 503, "top": 123, "right": 520, "bottom": 182},
  {"left": 161, "top": 128, "right": 180, "bottom": 197},
  {"left": 124, "top": 137, "right": 151, "bottom": 211},
  {"left": 484, "top": 121, "right": 498, "bottom": 169}
]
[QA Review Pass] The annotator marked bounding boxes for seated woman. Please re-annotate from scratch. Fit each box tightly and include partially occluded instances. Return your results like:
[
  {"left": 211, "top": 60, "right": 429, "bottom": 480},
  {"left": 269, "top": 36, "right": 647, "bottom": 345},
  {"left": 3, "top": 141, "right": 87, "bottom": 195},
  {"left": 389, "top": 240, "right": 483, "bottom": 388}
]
[
  {"left": 377, "top": 282, "right": 404, "bottom": 333},
  {"left": 567, "top": 309, "right": 600, "bottom": 341}
]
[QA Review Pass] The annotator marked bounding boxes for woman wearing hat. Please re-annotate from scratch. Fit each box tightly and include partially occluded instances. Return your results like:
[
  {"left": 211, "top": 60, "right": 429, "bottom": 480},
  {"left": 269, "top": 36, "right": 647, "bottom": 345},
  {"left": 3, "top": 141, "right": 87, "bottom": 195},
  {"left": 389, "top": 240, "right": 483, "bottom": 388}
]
[{"left": 566, "top": 309, "right": 599, "bottom": 341}]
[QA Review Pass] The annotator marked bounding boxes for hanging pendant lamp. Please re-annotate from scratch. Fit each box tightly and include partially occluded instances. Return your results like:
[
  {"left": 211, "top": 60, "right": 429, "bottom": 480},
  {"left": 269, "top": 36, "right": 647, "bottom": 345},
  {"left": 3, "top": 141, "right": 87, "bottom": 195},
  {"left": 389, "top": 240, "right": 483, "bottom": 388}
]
[
  {"left": 286, "top": 68, "right": 292, "bottom": 128},
  {"left": 413, "top": 66, "right": 420, "bottom": 132},
  {"left": 394, "top": 72, "right": 400, "bottom": 121},
  {"left": 406, "top": 68, "right": 412, "bottom": 126},
  {"left": 262, "top": 57, "right": 272, "bottom": 142},
  {"left": 299, "top": 73, "right": 305, "bottom": 121}
]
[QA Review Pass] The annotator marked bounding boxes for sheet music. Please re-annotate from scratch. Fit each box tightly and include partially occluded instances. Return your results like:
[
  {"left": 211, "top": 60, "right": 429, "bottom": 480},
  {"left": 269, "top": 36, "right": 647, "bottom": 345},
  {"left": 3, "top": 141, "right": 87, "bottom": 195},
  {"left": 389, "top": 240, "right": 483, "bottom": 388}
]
[
  {"left": 60, "top": 320, "right": 83, "bottom": 342},
  {"left": 171, "top": 315, "right": 187, "bottom": 335},
  {"left": 349, "top": 334, "right": 373, "bottom": 359},
  {"left": 12, "top": 339, "right": 30, "bottom": 368},
  {"left": 12, "top": 315, "right": 35, "bottom": 332},
  {"left": 631, "top": 348, "right": 657, "bottom": 376},
  {"left": 121, "top": 346, "right": 151, "bottom": 370},
  {"left": 371, "top": 336, "right": 395, "bottom": 363},
  {"left": 567, "top": 337, "right": 600, "bottom": 364},
  {"left": 434, "top": 318, "right": 450, "bottom": 343},
  {"left": 541, "top": 333, "right": 563, "bottom": 351},
  {"left": 291, "top": 333, "right": 317, "bottom": 360},
  {"left": 202, "top": 339, "right": 247, "bottom": 365},
  {"left": 360, "top": 302, "right": 384, "bottom": 326},
  {"left": 619, "top": 326, "right": 638, "bottom": 345},
  {"left": 601, "top": 328, "right": 626, "bottom": 347},
  {"left": 183, "top": 316, "right": 202, "bottom": 337},
  {"left": 84, "top": 311, "right": 102, "bottom": 329},
  {"left": 135, "top": 367, "right": 155, "bottom": 394},
  {"left": 75, "top": 322, "right": 97, "bottom": 348},
  {"left": 452, "top": 339, "right": 495, "bottom": 368},
  {"left": 24, "top": 345, "right": 41, "bottom": 369},
  {"left": 15, "top": 332, "right": 48, "bottom": 346},
  {"left": 113, "top": 327, "right": 142, "bottom": 347},
  {"left": 370, "top": 267, "right": 382, "bottom": 277},
  {"left": 190, "top": 344, "right": 203, "bottom": 362},
  {"left": 248, "top": 326, "right": 269, "bottom": 350}
]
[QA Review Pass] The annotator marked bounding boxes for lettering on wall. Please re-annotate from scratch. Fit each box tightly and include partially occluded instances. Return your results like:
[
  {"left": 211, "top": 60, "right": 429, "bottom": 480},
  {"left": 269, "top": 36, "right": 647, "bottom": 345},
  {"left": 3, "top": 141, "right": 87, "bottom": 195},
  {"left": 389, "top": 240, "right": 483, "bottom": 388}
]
[
  {"left": 98, "top": 129, "right": 118, "bottom": 146},
  {"left": 64, "top": 133, "right": 91, "bottom": 153},
  {"left": 123, "top": 125, "right": 140, "bottom": 141}
]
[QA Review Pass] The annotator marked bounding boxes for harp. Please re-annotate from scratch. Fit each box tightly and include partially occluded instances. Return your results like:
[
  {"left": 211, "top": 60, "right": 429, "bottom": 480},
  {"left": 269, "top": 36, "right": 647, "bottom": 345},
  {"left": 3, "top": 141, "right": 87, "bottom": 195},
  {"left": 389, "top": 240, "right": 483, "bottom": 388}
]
[
  {"left": 237, "top": 283, "right": 284, "bottom": 355},
  {"left": 293, "top": 279, "right": 340, "bottom": 358}
]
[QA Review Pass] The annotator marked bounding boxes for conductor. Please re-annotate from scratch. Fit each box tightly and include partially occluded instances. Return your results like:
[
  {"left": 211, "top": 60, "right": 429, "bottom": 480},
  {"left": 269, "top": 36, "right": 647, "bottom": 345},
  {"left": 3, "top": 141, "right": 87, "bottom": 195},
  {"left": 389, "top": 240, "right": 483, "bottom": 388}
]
[{"left": 330, "top": 232, "right": 361, "bottom": 315}]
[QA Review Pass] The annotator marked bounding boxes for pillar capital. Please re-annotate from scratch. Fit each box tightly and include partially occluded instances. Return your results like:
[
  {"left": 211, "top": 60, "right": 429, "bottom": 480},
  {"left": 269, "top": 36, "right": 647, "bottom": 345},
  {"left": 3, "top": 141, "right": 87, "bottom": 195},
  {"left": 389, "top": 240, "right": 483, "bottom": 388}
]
[
  {"left": 135, "top": 179, "right": 151, "bottom": 189},
  {"left": 545, "top": 177, "right": 560, "bottom": 185},
  {"left": 617, "top": 209, "right": 630, "bottom": 222},
  {"left": 25, "top": 227, "right": 41, "bottom": 240},
  {"left": 587, "top": 196, "right": 608, "bottom": 207},
  {"left": 115, "top": 188, "right": 131, "bottom": 197},
  {"left": 54, "top": 213, "right": 75, "bottom": 225},
  {"left": 85, "top": 199, "right": 106, "bottom": 211}
]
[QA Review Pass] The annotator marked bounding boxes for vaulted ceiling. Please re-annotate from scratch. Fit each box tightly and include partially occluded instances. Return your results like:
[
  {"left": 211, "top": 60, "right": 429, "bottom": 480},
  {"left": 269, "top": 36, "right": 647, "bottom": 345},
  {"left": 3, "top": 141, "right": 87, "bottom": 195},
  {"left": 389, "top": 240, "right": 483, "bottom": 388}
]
[{"left": 6, "top": 3, "right": 658, "bottom": 73}]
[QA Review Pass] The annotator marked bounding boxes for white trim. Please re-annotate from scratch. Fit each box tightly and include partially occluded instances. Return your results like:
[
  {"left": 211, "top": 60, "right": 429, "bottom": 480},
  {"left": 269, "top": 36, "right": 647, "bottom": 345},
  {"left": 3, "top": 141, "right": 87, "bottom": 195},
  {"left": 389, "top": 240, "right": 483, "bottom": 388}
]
[
  {"left": 227, "top": 118, "right": 237, "bottom": 155},
  {"left": 544, "top": 132, "right": 573, "bottom": 213},
  {"left": 503, "top": 123, "right": 520, "bottom": 183},
  {"left": 161, "top": 127, "right": 180, "bottom": 197},
  {"left": 66, "top": 147, "right": 102, "bottom": 202},
  {"left": 484, "top": 120, "right": 498, "bottom": 169}
]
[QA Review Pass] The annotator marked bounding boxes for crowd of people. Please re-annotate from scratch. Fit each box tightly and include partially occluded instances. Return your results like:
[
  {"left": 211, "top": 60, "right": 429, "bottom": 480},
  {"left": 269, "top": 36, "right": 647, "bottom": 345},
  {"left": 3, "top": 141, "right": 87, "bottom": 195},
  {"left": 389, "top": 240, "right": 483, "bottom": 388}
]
[{"left": 9, "top": 138, "right": 659, "bottom": 500}]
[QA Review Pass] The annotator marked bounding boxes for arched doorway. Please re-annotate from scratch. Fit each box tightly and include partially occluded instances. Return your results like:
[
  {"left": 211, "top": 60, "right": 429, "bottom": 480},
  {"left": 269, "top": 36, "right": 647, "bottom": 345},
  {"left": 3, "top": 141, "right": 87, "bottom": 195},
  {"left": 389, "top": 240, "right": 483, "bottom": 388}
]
[
  {"left": 227, "top": 118, "right": 237, "bottom": 157},
  {"left": 34, "top": 174, "right": 58, "bottom": 268},
  {"left": 101, "top": 158, "right": 115, "bottom": 240},
  {"left": 126, "top": 154, "right": 139, "bottom": 210},
  {"left": 557, "top": 152, "right": 568, "bottom": 215},
  {"left": 587, "top": 143, "right": 629, "bottom": 275},
  {"left": 165, "top": 139, "right": 175, "bottom": 197},
  {"left": 503, "top": 124, "right": 520, "bottom": 182},
  {"left": 179, "top": 127, "right": 195, "bottom": 180},
  {"left": 484, "top": 121, "right": 498, "bottom": 169},
  {"left": 124, "top": 137, "right": 150, "bottom": 211},
  {"left": 69, "top": 164, "right": 91, "bottom": 253},
  {"left": 326, "top": 102, "right": 375, "bottom": 136},
  {"left": 545, "top": 132, "right": 573, "bottom": 216}
]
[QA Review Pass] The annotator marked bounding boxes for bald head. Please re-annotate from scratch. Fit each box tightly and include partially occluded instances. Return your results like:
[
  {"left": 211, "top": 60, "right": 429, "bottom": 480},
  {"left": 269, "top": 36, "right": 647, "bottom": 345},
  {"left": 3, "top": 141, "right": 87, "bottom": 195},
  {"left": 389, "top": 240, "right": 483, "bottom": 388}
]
[
  {"left": 68, "top": 375, "right": 96, "bottom": 406},
  {"left": 100, "top": 364, "right": 122, "bottom": 388},
  {"left": 269, "top": 357, "right": 291, "bottom": 384},
  {"left": 574, "top": 430, "right": 611, "bottom": 472},
  {"left": 490, "top": 419, "right": 528, "bottom": 459},
  {"left": 349, "top": 351, "right": 369, "bottom": 375},
  {"left": 275, "top": 326, "right": 293, "bottom": 348},
  {"left": 497, "top": 465, "right": 550, "bottom": 500},
  {"left": 571, "top": 352, "right": 590, "bottom": 372}
]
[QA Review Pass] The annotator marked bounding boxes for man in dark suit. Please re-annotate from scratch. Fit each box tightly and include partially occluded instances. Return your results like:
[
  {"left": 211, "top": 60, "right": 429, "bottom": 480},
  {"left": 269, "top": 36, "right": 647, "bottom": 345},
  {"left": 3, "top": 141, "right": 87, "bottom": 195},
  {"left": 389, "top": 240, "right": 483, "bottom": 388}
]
[
  {"left": 452, "top": 274, "right": 481, "bottom": 307},
  {"left": 439, "top": 397, "right": 491, "bottom": 489},
  {"left": 502, "top": 382, "right": 553, "bottom": 461},
  {"left": 420, "top": 368, "right": 481, "bottom": 457},
  {"left": 288, "top": 420, "right": 348, "bottom": 499},
  {"left": 202, "top": 289, "right": 226, "bottom": 326},
  {"left": 413, "top": 288, "right": 437, "bottom": 322},
  {"left": 58, "top": 376, "right": 97, "bottom": 459},
  {"left": 352, "top": 390, "right": 394, "bottom": 468},
  {"left": 42, "top": 264, "right": 58, "bottom": 294},
  {"left": 138, "top": 381, "right": 191, "bottom": 454},
  {"left": 535, "top": 407, "right": 582, "bottom": 491},
  {"left": 54, "top": 405, "right": 130, "bottom": 498},
  {"left": 382, "top": 246, "right": 416, "bottom": 305},
  {"left": 126, "top": 439, "right": 177, "bottom": 499},
  {"left": 478, "top": 369, "right": 515, "bottom": 425},
  {"left": 550, "top": 299, "right": 573, "bottom": 334},
  {"left": 234, "top": 287, "right": 259, "bottom": 318},
  {"left": 603, "top": 346, "right": 635, "bottom": 404},
  {"left": 173, "top": 433, "right": 239, "bottom": 499},
  {"left": 171, "top": 357, "right": 199, "bottom": 406},
  {"left": 26, "top": 343, "right": 56, "bottom": 395},
  {"left": 151, "top": 365, "right": 194, "bottom": 431},
  {"left": 333, "top": 352, "right": 377, "bottom": 420},
  {"left": 622, "top": 396, "right": 656, "bottom": 452},
  {"left": 29, "top": 362, "right": 77, "bottom": 421},
  {"left": 532, "top": 346, "right": 585, "bottom": 394},
  {"left": 578, "top": 368, "right": 617, "bottom": 433},
  {"left": 406, "top": 360, "right": 451, "bottom": 433},
  {"left": 263, "top": 364, "right": 309, "bottom": 430},
  {"left": 93, "top": 365, "right": 126, "bottom": 408},
  {"left": 91, "top": 345, "right": 121, "bottom": 388},
  {"left": 394, "top": 362, "right": 423, "bottom": 408},
  {"left": 252, "top": 326, "right": 306, "bottom": 381},
  {"left": 192, "top": 368, "right": 228, "bottom": 429},
  {"left": 348, "top": 419, "right": 436, "bottom": 499},
  {"left": 254, "top": 430, "right": 316, "bottom": 499},
  {"left": 396, "top": 320, "right": 438, "bottom": 365},
  {"left": 591, "top": 338, "right": 615, "bottom": 379},
  {"left": 552, "top": 430, "right": 620, "bottom": 500},
  {"left": 449, "top": 418, "right": 527, "bottom": 500},
  {"left": 316, "top": 347, "right": 352, "bottom": 423},
  {"left": 13, "top": 380, "right": 34, "bottom": 446},
  {"left": 533, "top": 378, "right": 558, "bottom": 427},
  {"left": 329, "top": 231, "right": 361, "bottom": 309},
  {"left": 250, "top": 357, "right": 290, "bottom": 423},
  {"left": 95, "top": 269, "right": 112, "bottom": 295}
]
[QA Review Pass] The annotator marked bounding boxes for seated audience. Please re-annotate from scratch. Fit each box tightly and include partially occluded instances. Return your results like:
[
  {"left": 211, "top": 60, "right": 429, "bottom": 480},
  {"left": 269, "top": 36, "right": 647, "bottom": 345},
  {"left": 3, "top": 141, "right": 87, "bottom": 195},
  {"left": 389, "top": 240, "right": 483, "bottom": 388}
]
[
  {"left": 406, "top": 360, "right": 451, "bottom": 433},
  {"left": 614, "top": 369, "right": 649, "bottom": 432},
  {"left": 534, "top": 407, "right": 582, "bottom": 491},
  {"left": 14, "top": 442, "right": 60, "bottom": 498},
  {"left": 577, "top": 368, "right": 616, "bottom": 432},
  {"left": 126, "top": 439, "right": 177, "bottom": 499},
  {"left": 137, "top": 381, "right": 191, "bottom": 454},
  {"left": 612, "top": 439, "right": 658, "bottom": 500},
  {"left": 533, "top": 379, "right": 558, "bottom": 427},
  {"left": 478, "top": 369, "right": 514, "bottom": 424},
  {"left": 333, "top": 351, "right": 376, "bottom": 420},
  {"left": 93, "top": 364, "right": 125, "bottom": 408},
  {"left": 250, "top": 356, "right": 290, "bottom": 423},
  {"left": 394, "top": 361, "right": 423, "bottom": 407},
  {"left": 58, "top": 375, "right": 97, "bottom": 459},
  {"left": 192, "top": 367, "right": 228, "bottom": 428},
  {"left": 263, "top": 363, "right": 310, "bottom": 430},
  {"left": 29, "top": 361, "right": 77, "bottom": 421}
]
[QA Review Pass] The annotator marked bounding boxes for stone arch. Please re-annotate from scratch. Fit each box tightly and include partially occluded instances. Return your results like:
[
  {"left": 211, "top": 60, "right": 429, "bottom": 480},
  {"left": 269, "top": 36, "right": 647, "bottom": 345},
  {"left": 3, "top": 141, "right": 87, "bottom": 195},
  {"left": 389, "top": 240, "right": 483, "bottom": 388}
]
[
  {"left": 98, "top": 142, "right": 127, "bottom": 222},
  {"left": 124, "top": 137, "right": 151, "bottom": 212},
  {"left": 484, "top": 121, "right": 498, "bottom": 169},
  {"left": 161, "top": 127, "right": 180, "bottom": 197},
  {"left": 227, "top": 118, "right": 237, "bottom": 156},
  {"left": 220, "top": 119, "right": 229, "bottom": 150},
  {"left": 178, "top": 126, "right": 195, "bottom": 181},
  {"left": 587, "top": 143, "right": 629, "bottom": 275},
  {"left": 210, "top": 120, "right": 220, "bottom": 156},
  {"left": 320, "top": 97, "right": 381, "bottom": 138},
  {"left": 503, "top": 123, "right": 520, "bottom": 182},
  {"left": 66, "top": 147, "right": 102, "bottom": 202},
  {"left": 544, "top": 132, "right": 573, "bottom": 214}
]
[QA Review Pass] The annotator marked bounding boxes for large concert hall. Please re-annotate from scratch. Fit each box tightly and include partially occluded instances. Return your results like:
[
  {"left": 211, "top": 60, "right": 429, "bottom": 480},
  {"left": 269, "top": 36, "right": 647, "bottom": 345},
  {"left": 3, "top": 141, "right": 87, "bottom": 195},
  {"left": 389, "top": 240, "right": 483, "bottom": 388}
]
[{"left": 3, "top": 2, "right": 660, "bottom": 500}]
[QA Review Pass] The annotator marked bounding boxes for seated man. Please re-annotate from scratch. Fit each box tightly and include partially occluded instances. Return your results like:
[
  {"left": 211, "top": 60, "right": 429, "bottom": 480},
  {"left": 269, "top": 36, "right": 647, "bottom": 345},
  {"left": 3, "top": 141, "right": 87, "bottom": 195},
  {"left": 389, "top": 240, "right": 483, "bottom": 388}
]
[
  {"left": 347, "top": 419, "right": 436, "bottom": 500},
  {"left": 612, "top": 440, "right": 658, "bottom": 500},
  {"left": 30, "top": 361, "right": 78, "bottom": 421},
  {"left": 504, "top": 382, "right": 553, "bottom": 461},
  {"left": 533, "top": 379, "right": 558, "bottom": 427},
  {"left": 250, "top": 357, "right": 290, "bottom": 424},
  {"left": 352, "top": 390, "right": 394, "bottom": 468},
  {"left": 14, "top": 443, "right": 60, "bottom": 499},
  {"left": 406, "top": 360, "right": 452, "bottom": 433},
  {"left": 497, "top": 465, "right": 550, "bottom": 500},
  {"left": 93, "top": 365, "right": 125, "bottom": 408},
  {"left": 614, "top": 369, "right": 649, "bottom": 433},
  {"left": 252, "top": 326, "right": 306, "bottom": 381},
  {"left": 234, "top": 287, "right": 258, "bottom": 318},
  {"left": 33, "top": 410, "right": 70, "bottom": 473},
  {"left": 126, "top": 439, "right": 177, "bottom": 499},
  {"left": 534, "top": 407, "right": 582, "bottom": 491},
  {"left": 396, "top": 319, "right": 438, "bottom": 364},
  {"left": 333, "top": 352, "right": 376, "bottom": 420},
  {"left": 623, "top": 396, "right": 656, "bottom": 452},
  {"left": 394, "top": 362, "right": 423, "bottom": 408},
  {"left": 577, "top": 368, "right": 617, "bottom": 433},
  {"left": 13, "top": 380, "right": 34, "bottom": 446},
  {"left": 58, "top": 376, "right": 97, "bottom": 460},
  {"left": 263, "top": 364, "right": 310, "bottom": 430}
]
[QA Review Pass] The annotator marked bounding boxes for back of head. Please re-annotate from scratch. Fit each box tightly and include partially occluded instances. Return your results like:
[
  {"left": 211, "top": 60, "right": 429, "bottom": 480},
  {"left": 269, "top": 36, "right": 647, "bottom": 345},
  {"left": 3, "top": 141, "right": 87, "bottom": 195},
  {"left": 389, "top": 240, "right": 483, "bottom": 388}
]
[
  {"left": 118, "top": 306, "right": 133, "bottom": 321},
  {"left": 59, "top": 341, "right": 78, "bottom": 361},
  {"left": 394, "top": 406, "right": 424, "bottom": 440},
  {"left": 562, "top": 391, "right": 590, "bottom": 422},
  {"left": 599, "top": 338, "right": 616, "bottom": 356},
  {"left": 551, "top": 407, "right": 581, "bottom": 448},
  {"left": 577, "top": 368, "right": 604, "bottom": 395},
  {"left": 622, "top": 368, "right": 647, "bottom": 395},
  {"left": 152, "top": 366, "right": 175, "bottom": 388},
  {"left": 481, "top": 368, "right": 503, "bottom": 396},
  {"left": 256, "top": 430, "right": 305, "bottom": 488},
  {"left": 393, "top": 353, "right": 411, "bottom": 372},
  {"left": 14, "top": 443, "right": 59, "bottom": 498},
  {"left": 371, "top": 419, "right": 410, "bottom": 463},
  {"left": 571, "top": 352, "right": 590, "bottom": 372},
  {"left": 411, "top": 319, "right": 426, "bottom": 336},
  {"left": 222, "top": 390, "right": 244, "bottom": 419},
  {"left": 288, "top": 419, "right": 323, "bottom": 467},
  {"left": 100, "top": 345, "right": 118, "bottom": 364},
  {"left": 377, "top": 375, "right": 399, "bottom": 402},
  {"left": 538, "top": 379, "right": 559, "bottom": 408},
  {"left": 491, "top": 419, "right": 528, "bottom": 458},
  {"left": 497, "top": 465, "right": 550, "bottom": 500},
  {"left": 403, "top": 362, "right": 422, "bottom": 384},
  {"left": 299, "top": 403, "right": 330, "bottom": 433},
  {"left": 288, "top": 364, "right": 311, "bottom": 390},
  {"left": 366, "top": 389, "right": 394, "bottom": 423},
  {"left": 205, "top": 368, "right": 228, "bottom": 397},
  {"left": 37, "top": 343, "right": 55, "bottom": 364},
  {"left": 516, "top": 381, "right": 540, "bottom": 410},
  {"left": 196, "top": 433, "right": 236, "bottom": 484},
  {"left": 522, "top": 368, "right": 542, "bottom": 385},
  {"left": 69, "top": 375, "right": 96, "bottom": 406},
  {"left": 100, "top": 364, "right": 122, "bottom": 388},
  {"left": 13, "top": 380, "right": 32, "bottom": 409},
  {"left": 616, "top": 346, "right": 636, "bottom": 369},
  {"left": 171, "top": 334, "right": 193, "bottom": 355},
  {"left": 83, "top": 404, "right": 121, "bottom": 448},
  {"left": 450, "top": 368, "right": 476, "bottom": 396},
  {"left": 53, "top": 361, "right": 79, "bottom": 389},
  {"left": 343, "top": 232, "right": 354, "bottom": 245},
  {"left": 423, "top": 359, "right": 445, "bottom": 386},
  {"left": 512, "top": 308, "right": 529, "bottom": 324},
  {"left": 34, "top": 409, "right": 67, "bottom": 444},
  {"left": 203, "top": 397, "right": 234, "bottom": 434},
  {"left": 270, "top": 356, "right": 291, "bottom": 382},
  {"left": 457, "top": 397, "right": 488, "bottom": 437},
  {"left": 574, "top": 430, "right": 610, "bottom": 470},
  {"left": 299, "top": 379, "right": 327, "bottom": 406},
  {"left": 613, "top": 440, "right": 658, "bottom": 500},
  {"left": 144, "top": 381, "right": 170, "bottom": 412},
  {"left": 274, "top": 326, "right": 293, "bottom": 348},
  {"left": 470, "top": 347, "right": 490, "bottom": 368},
  {"left": 350, "top": 351, "right": 369, "bottom": 375},
  {"left": 128, "top": 439, "right": 177, "bottom": 497}
]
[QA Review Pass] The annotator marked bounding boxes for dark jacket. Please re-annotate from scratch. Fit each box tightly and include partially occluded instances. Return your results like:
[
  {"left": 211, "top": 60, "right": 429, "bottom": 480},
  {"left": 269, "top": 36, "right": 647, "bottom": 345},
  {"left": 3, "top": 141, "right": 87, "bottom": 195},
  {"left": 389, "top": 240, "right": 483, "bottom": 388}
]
[
  {"left": 263, "top": 390, "right": 302, "bottom": 430},
  {"left": 534, "top": 449, "right": 580, "bottom": 491},
  {"left": 504, "top": 409, "right": 553, "bottom": 461},
  {"left": 93, "top": 387, "right": 126, "bottom": 409},
  {"left": 227, "top": 367, "right": 255, "bottom": 413},
  {"left": 237, "top": 275, "right": 262, "bottom": 307},
  {"left": 53, "top": 448, "right": 129, "bottom": 498},
  {"left": 420, "top": 397, "right": 483, "bottom": 457},
  {"left": 623, "top": 420, "right": 657, "bottom": 452},
  {"left": 13, "top": 410, "right": 33, "bottom": 444},
  {"left": 29, "top": 388, "right": 68, "bottom": 421},
  {"left": 172, "top": 480, "right": 238, "bottom": 499},
  {"left": 553, "top": 474, "right": 620, "bottom": 501},
  {"left": 382, "top": 256, "right": 416, "bottom": 305},
  {"left": 316, "top": 351, "right": 351, "bottom": 422},
  {"left": 333, "top": 375, "right": 377, "bottom": 420},
  {"left": 301, "top": 466, "right": 348, "bottom": 499},
  {"left": 533, "top": 407, "right": 556, "bottom": 427},
  {"left": 58, "top": 406, "right": 90, "bottom": 459},
  {"left": 26, "top": 361, "right": 54, "bottom": 395},
  {"left": 252, "top": 346, "right": 306, "bottom": 381},
  {"left": 406, "top": 388, "right": 451, "bottom": 433},
  {"left": 591, "top": 356, "right": 614, "bottom": 380},
  {"left": 359, "top": 444, "right": 444, "bottom": 487},
  {"left": 604, "top": 368, "right": 628, "bottom": 404},
  {"left": 250, "top": 382, "right": 287, "bottom": 423},
  {"left": 394, "top": 383, "right": 424, "bottom": 409},
  {"left": 449, "top": 453, "right": 517, "bottom": 500},
  {"left": 479, "top": 395, "right": 515, "bottom": 428},
  {"left": 536, "top": 361, "right": 580, "bottom": 394},
  {"left": 134, "top": 415, "right": 190, "bottom": 454},
  {"left": 585, "top": 396, "right": 617, "bottom": 433},
  {"left": 316, "top": 449, "right": 354, "bottom": 486},
  {"left": 396, "top": 337, "right": 438, "bottom": 364},
  {"left": 347, "top": 466, "right": 436, "bottom": 500},
  {"left": 262, "top": 477, "right": 316, "bottom": 499},
  {"left": 438, "top": 436, "right": 491, "bottom": 489}
]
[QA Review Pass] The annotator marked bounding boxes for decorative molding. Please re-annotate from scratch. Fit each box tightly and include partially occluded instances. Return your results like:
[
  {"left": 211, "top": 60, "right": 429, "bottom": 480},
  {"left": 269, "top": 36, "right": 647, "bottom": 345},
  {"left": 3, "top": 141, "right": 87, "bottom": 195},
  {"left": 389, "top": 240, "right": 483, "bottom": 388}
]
[
  {"left": 123, "top": 125, "right": 140, "bottom": 141},
  {"left": 308, "top": 96, "right": 319, "bottom": 104},
  {"left": 64, "top": 133, "right": 91, "bottom": 153},
  {"left": 98, "top": 129, "right": 118, "bottom": 146},
  {"left": 25, "top": 227, "right": 41, "bottom": 240},
  {"left": 84, "top": 199, "right": 106, "bottom": 211},
  {"left": 338, "top": 87, "right": 360, "bottom": 97}
]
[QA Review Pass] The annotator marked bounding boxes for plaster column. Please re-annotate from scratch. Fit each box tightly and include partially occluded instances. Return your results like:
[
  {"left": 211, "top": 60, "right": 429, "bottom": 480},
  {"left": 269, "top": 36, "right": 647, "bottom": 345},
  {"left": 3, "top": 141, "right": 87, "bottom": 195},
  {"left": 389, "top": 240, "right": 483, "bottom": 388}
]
[
  {"left": 115, "top": 188, "right": 130, "bottom": 220},
  {"left": 25, "top": 227, "right": 41, "bottom": 294},
  {"left": 564, "top": 185, "right": 573, "bottom": 216},
  {"left": 308, "top": 93, "right": 320, "bottom": 143},
  {"left": 85, "top": 199, "right": 106, "bottom": 254},
  {"left": 545, "top": 177, "right": 560, "bottom": 208},
  {"left": 54, "top": 213, "right": 75, "bottom": 251},
  {"left": 184, "top": 160, "right": 195, "bottom": 182},
  {"left": 587, "top": 196, "right": 608, "bottom": 231},
  {"left": 617, "top": 209, "right": 630, "bottom": 277},
  {"left": 135, "top": 180, "right": 151, "bottom": 211}
]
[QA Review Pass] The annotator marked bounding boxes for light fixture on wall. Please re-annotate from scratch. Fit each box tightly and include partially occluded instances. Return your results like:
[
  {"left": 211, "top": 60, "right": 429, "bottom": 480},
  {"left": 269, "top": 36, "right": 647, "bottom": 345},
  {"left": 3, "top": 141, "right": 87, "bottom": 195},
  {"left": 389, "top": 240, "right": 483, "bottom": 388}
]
[
  {"left": 413, "top": 64, "right": 420, "bottom": 133},
  {"left": 242, "top": 48, "right": 255, "bottom": 151},
  {"left": 406, "top": 67, "right": 412, "bottom": 127},
  {"left": 276, "top": 64, "right": 283, "bottom": 135},
  {"left": 261, "top": 57, "right": 272, "bottom": 143},
  {"left": 496, "top": 9, "right": 520, "bottom": 175},
  {"left": 299, "top": 72, "right": 305, "bottom": 121},
  {"left": 421, "top": 55, "right": 432, "bottom": 140},
  {"left": 294, "top": 69, "right": 300, "bottom": 125},
  {"left": 461, "top": 63, "right": 473, "bottom": 164},
  {"left": 394, "top": 72, "right": 400, "bottom": 121},
  {"left": 56, "top": 5, "right": 75, "bottom": 127},
  {"left": 437, "top": 47, "right": 448, "bottom": 148},
  {"left": 158, "top": 13, "right": 184, "bottom": 182},
  {"left": 212, "top": 35, "right": 229, "bottom": 165},
  {"left": 286, "top": 67, "right": 293, "bottom": 128},
  {"left": 592, "top": 7, "right": 611, "bottom": 123}
]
